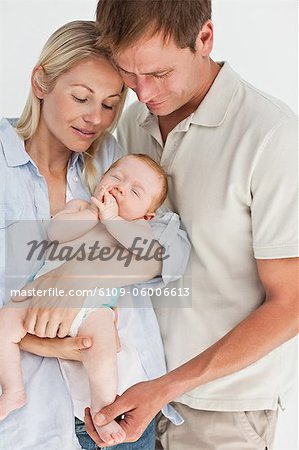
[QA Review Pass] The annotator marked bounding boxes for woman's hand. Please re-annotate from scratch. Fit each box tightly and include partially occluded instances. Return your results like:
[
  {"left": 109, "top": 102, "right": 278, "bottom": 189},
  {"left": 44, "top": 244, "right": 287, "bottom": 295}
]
[
  {"left": 23, "top": 304, "right": 80, "bottom": 339},
  {"left": 19, "top": 334, "right": 92, "bottom": 360},
  {"left": 11, "top": 269, "right": 85, "bottom": 338}
]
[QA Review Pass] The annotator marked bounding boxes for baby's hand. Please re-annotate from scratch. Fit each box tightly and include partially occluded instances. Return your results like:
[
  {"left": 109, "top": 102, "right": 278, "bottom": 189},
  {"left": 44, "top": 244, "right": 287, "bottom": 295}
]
[{"left": 91, "top": 186, "right": 119, "bottom": 222}]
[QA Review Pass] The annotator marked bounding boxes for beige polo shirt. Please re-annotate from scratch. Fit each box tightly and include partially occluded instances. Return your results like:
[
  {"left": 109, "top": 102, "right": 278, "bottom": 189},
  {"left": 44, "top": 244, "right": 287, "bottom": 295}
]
[{"left": 117, "top": 62, "right": 298, "bottom": 411}]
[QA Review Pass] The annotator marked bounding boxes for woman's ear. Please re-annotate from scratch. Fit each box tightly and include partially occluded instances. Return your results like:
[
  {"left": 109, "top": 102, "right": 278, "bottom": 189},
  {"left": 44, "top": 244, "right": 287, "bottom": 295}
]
[{"left": 31, "top": 66, "right": 45, "bottom": 99}]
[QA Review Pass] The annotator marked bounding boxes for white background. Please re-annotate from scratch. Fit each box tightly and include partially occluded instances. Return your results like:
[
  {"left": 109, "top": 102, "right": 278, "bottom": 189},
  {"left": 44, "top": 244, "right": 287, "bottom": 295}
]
[{"left": 0, "top": 1, "right": 298, "bottom": 449}]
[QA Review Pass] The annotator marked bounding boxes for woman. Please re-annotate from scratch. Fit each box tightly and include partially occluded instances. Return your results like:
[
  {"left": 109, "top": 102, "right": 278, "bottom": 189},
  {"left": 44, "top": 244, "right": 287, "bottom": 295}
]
[{"left": 0, "top": 20, "right": 189, "bottom": 450}]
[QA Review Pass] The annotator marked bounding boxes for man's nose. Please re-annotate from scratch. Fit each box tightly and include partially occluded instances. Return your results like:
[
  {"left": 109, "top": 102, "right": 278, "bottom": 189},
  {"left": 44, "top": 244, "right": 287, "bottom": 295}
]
[{"left": 135, "top": 77, "right": 158, "bottom": 104}]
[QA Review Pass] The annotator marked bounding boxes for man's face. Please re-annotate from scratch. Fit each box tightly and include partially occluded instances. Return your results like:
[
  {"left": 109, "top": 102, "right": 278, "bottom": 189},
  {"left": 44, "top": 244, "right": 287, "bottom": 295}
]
[{"left": 114, "top": 31, "right": 206, "bottom": 116}]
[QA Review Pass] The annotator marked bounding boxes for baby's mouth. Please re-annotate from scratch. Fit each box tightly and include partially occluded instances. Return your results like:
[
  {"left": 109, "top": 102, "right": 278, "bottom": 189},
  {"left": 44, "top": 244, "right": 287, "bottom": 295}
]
[{"left": 109, "top": 190, "right": 118, "bottom": 201}]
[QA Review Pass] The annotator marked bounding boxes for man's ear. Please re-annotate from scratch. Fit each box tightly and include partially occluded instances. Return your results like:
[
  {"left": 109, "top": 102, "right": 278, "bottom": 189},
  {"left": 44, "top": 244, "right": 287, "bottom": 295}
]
[
  {"left": 196, "top": 20, "right": 214, "bottom": 57},
  {"left": 143, "top": 212, "right": 155, "bottom": 221},
  {"left": 31, "top": 66, "right": 46, "bottom": 99}
]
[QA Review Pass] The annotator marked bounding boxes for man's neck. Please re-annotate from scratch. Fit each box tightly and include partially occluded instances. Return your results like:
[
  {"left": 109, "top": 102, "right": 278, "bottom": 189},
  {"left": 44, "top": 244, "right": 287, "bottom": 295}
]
[{"left": 158, "top": 59, "right": 221, "bottom": 144}]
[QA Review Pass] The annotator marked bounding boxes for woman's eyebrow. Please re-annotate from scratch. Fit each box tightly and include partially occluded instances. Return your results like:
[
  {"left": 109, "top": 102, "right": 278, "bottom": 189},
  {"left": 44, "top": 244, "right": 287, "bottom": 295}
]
[
  {"left": 71, "top": 84, "right": 121, "bottom": 98},
  {"left": 72, "top": 83, "right": 94, "bottom": 93}
]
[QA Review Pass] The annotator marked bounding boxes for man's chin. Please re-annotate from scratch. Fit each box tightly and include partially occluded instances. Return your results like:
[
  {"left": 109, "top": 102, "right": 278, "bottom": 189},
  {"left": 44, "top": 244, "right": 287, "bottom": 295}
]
[{"left": 146, "top": 101, "right": 174, "bottom": 116}]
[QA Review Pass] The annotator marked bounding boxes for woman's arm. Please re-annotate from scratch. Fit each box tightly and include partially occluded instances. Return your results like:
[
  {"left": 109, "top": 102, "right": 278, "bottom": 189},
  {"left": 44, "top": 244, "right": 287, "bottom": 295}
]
[
  {"left": 19, "top": 307, "right": 120, "bottom": 359},
  {"left": 12, "top": 208, "right": 189, "bottom": 339},
  {"left": 48, "top": 199, "right": 99, "bottom": 243},
  {"left": 12, "top": 250, "right": 161, "bottom": 338}
]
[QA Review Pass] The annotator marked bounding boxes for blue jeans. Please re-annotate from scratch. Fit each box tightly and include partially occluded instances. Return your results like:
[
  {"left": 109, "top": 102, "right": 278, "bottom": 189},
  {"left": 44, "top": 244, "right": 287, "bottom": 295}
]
[{"left": 75, "top": 417, "right": 155, "bottom": 450}]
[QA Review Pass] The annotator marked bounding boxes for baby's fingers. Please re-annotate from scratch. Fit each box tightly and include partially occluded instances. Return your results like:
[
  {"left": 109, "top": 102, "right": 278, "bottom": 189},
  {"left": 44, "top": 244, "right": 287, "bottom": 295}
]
[
  {"left": 91, "top": 196, "right": 102, "bottom": 209},
  {"left": 103, "top": 190, "right": 113, "bottom": 205},
  {"left": 94, "top": 186, "right": 106, "bottom": 201}
]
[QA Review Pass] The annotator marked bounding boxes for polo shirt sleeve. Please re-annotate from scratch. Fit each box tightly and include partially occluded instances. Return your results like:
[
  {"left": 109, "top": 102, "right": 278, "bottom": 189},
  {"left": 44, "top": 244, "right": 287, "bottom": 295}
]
[{"left": 251, "top": 116, "right": 298, "bottom": 259}]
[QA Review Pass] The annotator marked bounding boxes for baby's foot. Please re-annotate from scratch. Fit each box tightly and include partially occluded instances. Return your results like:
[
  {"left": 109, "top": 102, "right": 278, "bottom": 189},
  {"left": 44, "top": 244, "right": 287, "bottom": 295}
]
[
  {"left": 92, "top": 415, "right": 126, "bottom": 446},
  {"left": 0, "top": 390, "right": 26, "bottom": 420}
]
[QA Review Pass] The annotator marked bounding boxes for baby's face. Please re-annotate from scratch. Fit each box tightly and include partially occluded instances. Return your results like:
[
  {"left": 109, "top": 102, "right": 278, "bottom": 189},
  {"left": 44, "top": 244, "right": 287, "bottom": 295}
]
[{"left": 99, "top": 156, "right": 160, "bottom": 220}]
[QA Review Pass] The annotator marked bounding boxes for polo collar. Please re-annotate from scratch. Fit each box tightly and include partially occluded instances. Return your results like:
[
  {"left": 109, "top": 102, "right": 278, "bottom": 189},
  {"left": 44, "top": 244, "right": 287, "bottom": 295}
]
[
  {"left": 136, "top": 62, "right": 240, "bottom": 131},
  {"left": 190, "top": 62, "right": 240, "bottom": 127}
]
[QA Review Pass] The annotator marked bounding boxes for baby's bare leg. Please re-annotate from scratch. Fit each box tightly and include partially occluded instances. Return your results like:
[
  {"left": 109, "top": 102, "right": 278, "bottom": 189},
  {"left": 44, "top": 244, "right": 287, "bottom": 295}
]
[
  {"left": 0, "top": 301, "right": 30, "bottom": 420},
  {"left": 78, "top": 309, "right": 125, "bottom": 445}
]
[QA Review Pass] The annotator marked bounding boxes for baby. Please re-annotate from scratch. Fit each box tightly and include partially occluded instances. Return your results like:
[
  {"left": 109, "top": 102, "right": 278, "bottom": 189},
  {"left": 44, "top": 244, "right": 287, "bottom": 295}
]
[{"left": 0, "top": 154, "right": 168, "bottom": 446}]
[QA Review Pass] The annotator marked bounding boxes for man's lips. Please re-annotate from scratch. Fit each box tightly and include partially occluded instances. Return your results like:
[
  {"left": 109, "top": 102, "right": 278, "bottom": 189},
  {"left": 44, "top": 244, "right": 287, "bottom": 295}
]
[{"left": 146, "top": 100, "right": 165, "bottom": 107}]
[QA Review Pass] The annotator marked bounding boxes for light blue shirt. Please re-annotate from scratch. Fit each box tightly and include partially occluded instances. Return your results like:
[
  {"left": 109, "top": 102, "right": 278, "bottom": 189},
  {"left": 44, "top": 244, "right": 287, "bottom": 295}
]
[{"left": 0, "top": 118, "right": 190, "bottom": 449}]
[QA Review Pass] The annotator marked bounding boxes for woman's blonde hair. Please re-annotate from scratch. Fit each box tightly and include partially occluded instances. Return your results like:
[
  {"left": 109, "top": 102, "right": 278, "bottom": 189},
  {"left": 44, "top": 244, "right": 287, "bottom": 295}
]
[{"left": 16, "top": 20, "right": 127, "bottom": 192}]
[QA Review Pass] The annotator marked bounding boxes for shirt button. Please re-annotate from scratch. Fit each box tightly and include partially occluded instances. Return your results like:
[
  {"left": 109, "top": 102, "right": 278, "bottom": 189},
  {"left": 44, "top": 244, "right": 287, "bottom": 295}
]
[{"left": 72, "top": 175, "right": 78, "bottom": 182}]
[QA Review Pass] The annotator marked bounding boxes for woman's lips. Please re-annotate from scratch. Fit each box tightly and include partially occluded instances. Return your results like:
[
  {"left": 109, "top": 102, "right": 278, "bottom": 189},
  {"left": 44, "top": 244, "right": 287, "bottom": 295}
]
[{"left": 71, "top": 126, "right": 96, "bottom": 139}]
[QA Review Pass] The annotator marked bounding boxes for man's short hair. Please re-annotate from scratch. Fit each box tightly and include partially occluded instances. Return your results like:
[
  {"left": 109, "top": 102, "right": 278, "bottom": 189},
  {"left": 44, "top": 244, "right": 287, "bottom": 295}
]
[{"left": 96, "top": 0, "right": 212, "bottom": 53}]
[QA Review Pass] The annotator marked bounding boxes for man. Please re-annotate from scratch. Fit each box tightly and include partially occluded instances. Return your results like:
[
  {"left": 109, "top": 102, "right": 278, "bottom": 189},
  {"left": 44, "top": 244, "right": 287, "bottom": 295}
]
[{"left": 85, "top": 1, "right": 298, "bottom": 449}]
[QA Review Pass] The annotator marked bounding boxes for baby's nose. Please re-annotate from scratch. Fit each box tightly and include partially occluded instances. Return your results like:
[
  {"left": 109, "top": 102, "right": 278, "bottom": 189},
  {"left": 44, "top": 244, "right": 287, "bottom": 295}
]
[{"left": 115, "top": 184, "right": 125, "bottom": 195}]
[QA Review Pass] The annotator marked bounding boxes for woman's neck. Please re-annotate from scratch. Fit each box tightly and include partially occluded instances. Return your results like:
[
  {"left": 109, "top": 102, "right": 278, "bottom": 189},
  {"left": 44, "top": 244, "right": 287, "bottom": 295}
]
[{"left": 25, "top": 124, "right": 71, "bottom": 175}]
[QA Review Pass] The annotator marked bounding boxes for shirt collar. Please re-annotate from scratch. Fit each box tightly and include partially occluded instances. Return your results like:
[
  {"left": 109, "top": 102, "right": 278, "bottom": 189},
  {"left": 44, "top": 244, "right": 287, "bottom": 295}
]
[
  {"left": 69, "top": 150, "right": 84, "bottom": 169},
  {"left": 136, "top": 62, "right": 240, "bottom": 131},
  {"left": 0, "top": 117, "right": 84, "bottom": 169},
  {"left": 0, "top": 118, "right": 31, "bottom": 167}
]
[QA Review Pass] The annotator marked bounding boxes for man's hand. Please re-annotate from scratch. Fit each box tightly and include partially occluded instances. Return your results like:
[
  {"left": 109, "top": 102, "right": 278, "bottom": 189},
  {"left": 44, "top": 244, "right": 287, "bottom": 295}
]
[{"left": 84, "top": 379, "right": 166, "bottom": 446}]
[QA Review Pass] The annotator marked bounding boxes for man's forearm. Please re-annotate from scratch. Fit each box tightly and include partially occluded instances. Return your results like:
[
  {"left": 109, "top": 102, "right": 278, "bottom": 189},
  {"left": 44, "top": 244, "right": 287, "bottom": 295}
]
[{"left": 160, "top": 297, "right": 298, "bottom": 404}]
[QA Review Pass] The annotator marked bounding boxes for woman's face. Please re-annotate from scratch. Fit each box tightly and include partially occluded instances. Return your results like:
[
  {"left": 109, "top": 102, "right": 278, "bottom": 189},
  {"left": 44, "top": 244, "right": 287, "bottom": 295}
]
[{"left": 38, "top": 57, "right": 123, "bottom": 153}]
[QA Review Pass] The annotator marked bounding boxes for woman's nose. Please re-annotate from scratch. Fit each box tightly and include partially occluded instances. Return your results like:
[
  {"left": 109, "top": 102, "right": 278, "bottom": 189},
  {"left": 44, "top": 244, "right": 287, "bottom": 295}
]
[{"left": 83, "top": 108, "right": 102, "bottom": 125}]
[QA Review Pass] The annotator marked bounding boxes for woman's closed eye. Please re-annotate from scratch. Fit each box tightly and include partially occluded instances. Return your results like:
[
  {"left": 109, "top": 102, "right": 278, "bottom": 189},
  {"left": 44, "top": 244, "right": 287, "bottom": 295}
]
[
  {"left": 72, "top": 95, "right": 114, "bottom": 110},
  {"left": 72, "top": 95, "right": 87, "bottom": 103},
  {"left": 102, "top": 103, "right": 113, "bottom": 110}
]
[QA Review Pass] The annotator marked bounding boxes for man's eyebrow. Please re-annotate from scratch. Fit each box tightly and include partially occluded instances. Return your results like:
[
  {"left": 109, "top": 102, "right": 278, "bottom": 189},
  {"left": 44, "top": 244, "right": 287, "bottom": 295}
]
[
  {"left": 71, "top": 84, "right": 121, "bottom": 98},
  {"left": 117, "top": 65, "right": 173, "bottom": 76}
]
